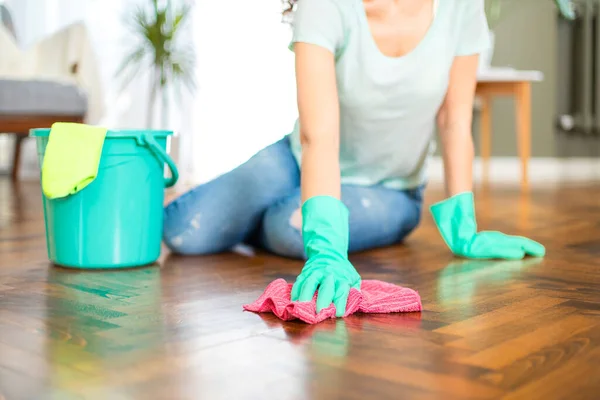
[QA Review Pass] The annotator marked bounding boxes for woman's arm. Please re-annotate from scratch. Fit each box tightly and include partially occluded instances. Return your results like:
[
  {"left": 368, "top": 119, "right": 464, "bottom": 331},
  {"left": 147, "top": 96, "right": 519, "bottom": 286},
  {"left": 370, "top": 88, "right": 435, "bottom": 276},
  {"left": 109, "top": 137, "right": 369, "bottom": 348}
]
[
  {"left": 291, "top": 42, "right": 361, "bottom": 318},
  {"left": 436, "top": 54, "right": 480, "bottom": 197},
  {"left": 430, "top": 53, "right": 546, "bottom": 259},
  {"left": 429, "top": 3, "right": 544, "bottom": 260},
  {"left": 294, "top": 42, "right": 341, "bottom": 203}
]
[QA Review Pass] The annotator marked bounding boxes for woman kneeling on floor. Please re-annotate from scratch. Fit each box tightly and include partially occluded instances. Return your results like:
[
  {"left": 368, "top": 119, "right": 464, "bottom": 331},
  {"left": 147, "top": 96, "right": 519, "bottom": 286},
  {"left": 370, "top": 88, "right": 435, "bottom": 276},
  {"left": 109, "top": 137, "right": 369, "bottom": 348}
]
[{"left": 163, "top": 0, "right": 545, "bottom": 316}]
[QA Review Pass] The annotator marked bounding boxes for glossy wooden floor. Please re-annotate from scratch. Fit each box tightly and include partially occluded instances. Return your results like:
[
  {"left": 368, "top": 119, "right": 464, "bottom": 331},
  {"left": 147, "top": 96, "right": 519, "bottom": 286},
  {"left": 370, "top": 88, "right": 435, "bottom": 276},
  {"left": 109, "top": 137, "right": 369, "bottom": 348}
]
[{"left": 1, "top": 178, "right": 600, "bottom": 400}]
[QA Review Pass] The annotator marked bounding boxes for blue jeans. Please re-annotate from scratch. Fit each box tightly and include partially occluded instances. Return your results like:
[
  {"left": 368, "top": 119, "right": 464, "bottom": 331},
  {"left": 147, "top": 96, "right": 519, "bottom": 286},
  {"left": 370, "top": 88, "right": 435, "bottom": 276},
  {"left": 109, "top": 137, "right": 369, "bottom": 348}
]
[{"left": 163, "top": 136, "right": 424, "bottom": 259}]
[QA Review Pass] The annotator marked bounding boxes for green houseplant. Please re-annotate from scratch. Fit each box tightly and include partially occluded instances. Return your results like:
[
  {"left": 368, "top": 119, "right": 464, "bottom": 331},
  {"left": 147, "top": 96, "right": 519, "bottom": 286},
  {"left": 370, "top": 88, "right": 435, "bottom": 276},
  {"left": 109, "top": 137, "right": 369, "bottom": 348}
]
[{"left": 117, "top": 0, "right": 196, "bottom": 128}]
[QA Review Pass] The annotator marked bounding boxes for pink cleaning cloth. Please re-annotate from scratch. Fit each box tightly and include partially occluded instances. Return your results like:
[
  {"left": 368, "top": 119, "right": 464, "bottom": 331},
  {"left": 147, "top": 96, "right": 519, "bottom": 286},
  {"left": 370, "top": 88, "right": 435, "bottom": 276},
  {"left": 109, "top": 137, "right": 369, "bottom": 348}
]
[{"left": 243, "top": 278, "right": 422, "bottom": 324}]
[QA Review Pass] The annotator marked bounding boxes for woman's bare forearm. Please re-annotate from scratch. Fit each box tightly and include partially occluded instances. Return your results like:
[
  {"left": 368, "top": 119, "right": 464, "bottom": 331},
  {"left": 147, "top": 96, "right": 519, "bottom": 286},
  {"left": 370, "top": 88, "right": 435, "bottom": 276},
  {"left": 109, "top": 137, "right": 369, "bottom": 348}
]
[
  {"left": 300, "top": 136, "right": 341, "bottom": 203},
  {"left": 436, "top": 54, "right": 479, "bottom": 197},
  {"left": 439, "top": 124, "right": 474, "bottom": 196},
  {"left": 294, "top": 42, "right": 342, "bottom": 204}
]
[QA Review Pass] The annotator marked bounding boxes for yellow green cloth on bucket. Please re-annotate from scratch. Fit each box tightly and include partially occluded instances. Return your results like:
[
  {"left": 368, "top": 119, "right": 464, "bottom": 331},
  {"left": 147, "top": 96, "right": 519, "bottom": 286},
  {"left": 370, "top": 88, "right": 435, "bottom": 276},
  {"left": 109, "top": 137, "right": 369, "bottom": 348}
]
[{"left": 41, "top": 122, "right": 108, "bottom": 199}]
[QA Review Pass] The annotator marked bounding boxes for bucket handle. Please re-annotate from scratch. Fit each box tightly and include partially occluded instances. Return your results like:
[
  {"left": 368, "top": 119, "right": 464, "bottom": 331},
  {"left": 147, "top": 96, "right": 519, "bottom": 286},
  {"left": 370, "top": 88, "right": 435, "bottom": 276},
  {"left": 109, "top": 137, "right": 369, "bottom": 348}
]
[{"left": 141, "top": 133, "right": 179, "bottom": 188}]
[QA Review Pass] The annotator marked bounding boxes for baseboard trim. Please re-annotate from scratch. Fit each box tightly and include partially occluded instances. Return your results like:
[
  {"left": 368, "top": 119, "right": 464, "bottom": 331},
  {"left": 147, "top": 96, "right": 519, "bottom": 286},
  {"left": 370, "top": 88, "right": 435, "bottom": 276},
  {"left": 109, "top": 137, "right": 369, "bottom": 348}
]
[
  {"left": 13, "top": 157, "right": 600, "bottom": 184},
  {"left": 427, "top": 156, "right": 600, "bottom": 184}
]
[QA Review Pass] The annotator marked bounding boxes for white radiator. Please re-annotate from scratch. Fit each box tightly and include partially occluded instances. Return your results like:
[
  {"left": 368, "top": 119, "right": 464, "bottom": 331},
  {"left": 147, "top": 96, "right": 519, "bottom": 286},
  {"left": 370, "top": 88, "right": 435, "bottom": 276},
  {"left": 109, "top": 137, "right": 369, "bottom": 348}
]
[{"left": 558, "top": 0, "right": 600, "bottom": 135}]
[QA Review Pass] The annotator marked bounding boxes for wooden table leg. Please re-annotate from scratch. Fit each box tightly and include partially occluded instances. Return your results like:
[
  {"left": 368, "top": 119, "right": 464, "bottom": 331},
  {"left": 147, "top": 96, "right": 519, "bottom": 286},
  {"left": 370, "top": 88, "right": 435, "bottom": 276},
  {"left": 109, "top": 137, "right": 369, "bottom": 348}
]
[
  {"left": 479, "top": 94, "right": 492, "bottom": 182},
  {"left": 11, "top": 134, "right": 25, "bottom": 182},
  {"left": 515, "top": 82, "right": 531, "bottom": 188}
]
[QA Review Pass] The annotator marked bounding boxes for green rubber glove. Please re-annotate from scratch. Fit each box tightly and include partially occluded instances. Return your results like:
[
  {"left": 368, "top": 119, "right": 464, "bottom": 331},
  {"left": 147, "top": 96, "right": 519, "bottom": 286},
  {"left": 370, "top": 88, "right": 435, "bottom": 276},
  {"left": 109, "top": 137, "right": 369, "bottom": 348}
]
[
  {"left": 291, "top": 196, "right": 361, "bottom": 317},
  {"left": 430, "top": 192, "right": 545, "bottom": 260}
]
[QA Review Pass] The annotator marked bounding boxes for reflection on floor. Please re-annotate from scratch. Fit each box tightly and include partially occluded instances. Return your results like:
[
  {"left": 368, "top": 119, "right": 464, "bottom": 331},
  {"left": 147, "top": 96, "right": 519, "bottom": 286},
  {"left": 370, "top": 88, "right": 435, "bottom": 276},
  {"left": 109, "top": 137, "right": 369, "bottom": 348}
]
[{"left": 1, "top": 179, "right": 600, "bottom": 399}]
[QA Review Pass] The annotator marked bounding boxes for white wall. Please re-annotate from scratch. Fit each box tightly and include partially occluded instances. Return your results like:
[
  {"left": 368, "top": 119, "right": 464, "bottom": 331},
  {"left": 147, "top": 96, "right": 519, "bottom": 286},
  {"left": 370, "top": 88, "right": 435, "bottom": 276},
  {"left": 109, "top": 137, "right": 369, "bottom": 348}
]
[{"left": 189, "top": 0, "right": 297, "bottom": 184}]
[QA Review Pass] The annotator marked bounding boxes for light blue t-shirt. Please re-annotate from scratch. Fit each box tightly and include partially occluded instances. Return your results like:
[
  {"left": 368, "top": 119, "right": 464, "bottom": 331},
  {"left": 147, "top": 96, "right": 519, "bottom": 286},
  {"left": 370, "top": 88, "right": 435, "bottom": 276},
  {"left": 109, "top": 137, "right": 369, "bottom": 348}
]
[{"left": 288, "top": 0, "right": 490, "bottom": 189}]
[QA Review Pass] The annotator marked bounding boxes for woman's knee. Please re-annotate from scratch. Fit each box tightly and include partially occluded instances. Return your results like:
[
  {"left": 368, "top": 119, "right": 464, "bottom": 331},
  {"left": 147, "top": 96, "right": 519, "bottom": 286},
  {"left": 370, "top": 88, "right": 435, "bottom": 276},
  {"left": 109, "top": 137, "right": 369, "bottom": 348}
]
[
  {"left": 260, "top": 200, "right": 306, "bottom": 260},
  {"left": 163, "top": 229, "right": 198, "bottom": 255},
  {"left": 162, "top": 203, "right": 232, "bottom": 255},
  {"left": 163, "top": 229, "right": 235, "bottom": 256}
]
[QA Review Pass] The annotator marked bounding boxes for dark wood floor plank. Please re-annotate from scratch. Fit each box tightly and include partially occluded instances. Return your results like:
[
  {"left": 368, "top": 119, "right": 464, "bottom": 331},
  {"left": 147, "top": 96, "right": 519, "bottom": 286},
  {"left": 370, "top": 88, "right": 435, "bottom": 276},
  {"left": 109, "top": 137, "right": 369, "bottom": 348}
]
[
  {"left": 501, "top": 356, "right": 599, "bottom": 400},
  {"left": 445, "top": 305, "right": 579, "bottom": 352},
  {"left": 435, "top": 296, "right": 567, "bottom": 336},
  {"left": 480, "top": 324, "right": 600, "bottom": 391},
  {"left": 458, "top": 314, "right": 599, "bottom": 369}
]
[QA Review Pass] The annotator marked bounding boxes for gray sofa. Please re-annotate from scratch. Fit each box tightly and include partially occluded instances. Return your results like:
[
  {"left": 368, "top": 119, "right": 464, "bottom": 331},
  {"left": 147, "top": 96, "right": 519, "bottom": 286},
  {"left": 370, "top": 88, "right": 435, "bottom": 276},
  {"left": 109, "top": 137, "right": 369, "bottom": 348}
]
[{"left": 0, "top": 4, "right": 88, "bottom": 180}]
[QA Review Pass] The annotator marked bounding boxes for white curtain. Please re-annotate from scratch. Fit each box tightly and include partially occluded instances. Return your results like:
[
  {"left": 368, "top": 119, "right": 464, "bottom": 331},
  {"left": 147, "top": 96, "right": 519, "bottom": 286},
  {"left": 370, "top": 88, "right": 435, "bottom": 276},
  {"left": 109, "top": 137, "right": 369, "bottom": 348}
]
[
  {"left": 5, "top": 0, "right": 89, "bottom": 48},
  {"left": 3, "top": 0, "right": 298, "bottom": 186}
]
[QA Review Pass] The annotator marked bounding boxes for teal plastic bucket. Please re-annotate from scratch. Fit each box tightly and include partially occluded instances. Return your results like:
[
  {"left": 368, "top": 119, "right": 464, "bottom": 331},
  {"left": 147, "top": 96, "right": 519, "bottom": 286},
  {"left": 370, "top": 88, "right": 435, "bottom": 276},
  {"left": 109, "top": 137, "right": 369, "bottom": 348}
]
[{"left": 30, "top": 128, "right": 179, "bottom": 269}]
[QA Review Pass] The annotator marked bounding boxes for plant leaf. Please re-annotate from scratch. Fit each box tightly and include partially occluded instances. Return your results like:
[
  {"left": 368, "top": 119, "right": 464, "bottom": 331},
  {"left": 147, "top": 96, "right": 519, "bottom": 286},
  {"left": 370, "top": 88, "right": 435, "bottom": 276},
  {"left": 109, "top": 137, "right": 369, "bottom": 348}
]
[
  {"left": 116, "top": 47, "right": 148, "bottom": 75},
  {"left": 119, "top": 0, "right": 196, "bottom": 96},
  {"left": 173, "top": 4, "right": 192, "bottom": 32}
]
